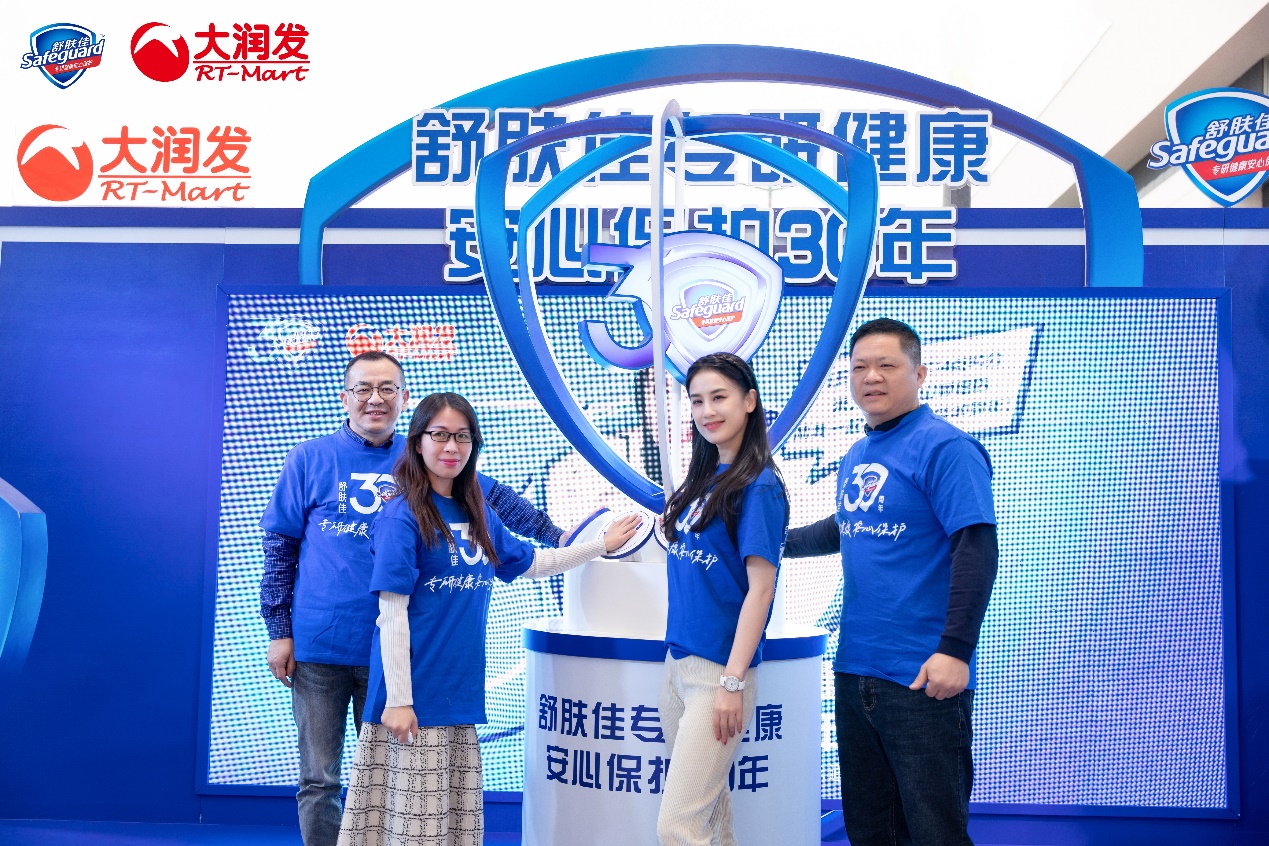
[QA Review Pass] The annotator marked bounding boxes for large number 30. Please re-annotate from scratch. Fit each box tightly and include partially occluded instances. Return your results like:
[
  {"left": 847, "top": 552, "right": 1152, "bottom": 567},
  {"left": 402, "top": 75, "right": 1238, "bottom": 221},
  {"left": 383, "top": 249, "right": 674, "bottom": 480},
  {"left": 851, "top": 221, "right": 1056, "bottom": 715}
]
[
  {"left": 348, "top": 473, "right": 394, "bottom": 515},
  {"left": 841, "top": 464, "right": 889, "bottom": 514},
  {"left": 449, "top": 522, "right": 487, "bottom": 566}
]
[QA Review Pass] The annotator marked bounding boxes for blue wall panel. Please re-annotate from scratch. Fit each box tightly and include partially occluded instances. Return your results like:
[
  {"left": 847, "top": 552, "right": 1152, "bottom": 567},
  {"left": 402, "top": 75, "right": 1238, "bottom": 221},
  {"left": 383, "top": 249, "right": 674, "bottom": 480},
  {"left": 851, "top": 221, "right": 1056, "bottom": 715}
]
[
  {"left": 223, "top": 245, "right": 301, "bottom": 287},
  {"left": 946, "top": 245, "right": 1086, "bottom": 287},
  {"left": 322, "top": 245, "right": 448, "bottom": 287},
  {"left": 0, "top": 241, "right": 219, "bottom": 821},
  {"left": 1144, "top": 245, "right": 1227, "bottom": 288}
]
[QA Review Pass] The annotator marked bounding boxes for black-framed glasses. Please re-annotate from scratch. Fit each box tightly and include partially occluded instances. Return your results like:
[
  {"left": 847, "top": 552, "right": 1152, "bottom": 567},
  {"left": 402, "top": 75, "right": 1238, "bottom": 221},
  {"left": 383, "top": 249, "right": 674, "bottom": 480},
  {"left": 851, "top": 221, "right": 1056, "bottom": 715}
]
[
  {"left": 344, "top": 384, "right": 401, "bottom": 401},
  {"left": 423, "top": 430, "right": 473, "bottom": 443}
]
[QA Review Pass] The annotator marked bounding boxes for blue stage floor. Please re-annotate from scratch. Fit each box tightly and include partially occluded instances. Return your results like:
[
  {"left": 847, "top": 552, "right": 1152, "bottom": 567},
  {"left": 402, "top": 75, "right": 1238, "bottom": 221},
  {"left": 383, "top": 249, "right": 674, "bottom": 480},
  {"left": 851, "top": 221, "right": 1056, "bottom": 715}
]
[
  {"left": 0, "top": 819, "right": 856, "bottom": 845},
  {"left": 0, "top": 821, "right": 524, "bottom": 845},
  {"left": 0, "top": 820, "right": 854, "bottom": 845}
]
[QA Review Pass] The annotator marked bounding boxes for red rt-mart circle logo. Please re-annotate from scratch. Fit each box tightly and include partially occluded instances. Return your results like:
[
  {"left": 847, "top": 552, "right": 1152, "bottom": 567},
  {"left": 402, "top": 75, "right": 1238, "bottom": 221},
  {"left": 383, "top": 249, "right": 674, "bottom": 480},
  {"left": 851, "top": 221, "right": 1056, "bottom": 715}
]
[
  {"left": 17, "top": 125, "right": 93, "bottom": 201},
  {"left": 131, "top": 22, "right": 189, "bottom": 82}
]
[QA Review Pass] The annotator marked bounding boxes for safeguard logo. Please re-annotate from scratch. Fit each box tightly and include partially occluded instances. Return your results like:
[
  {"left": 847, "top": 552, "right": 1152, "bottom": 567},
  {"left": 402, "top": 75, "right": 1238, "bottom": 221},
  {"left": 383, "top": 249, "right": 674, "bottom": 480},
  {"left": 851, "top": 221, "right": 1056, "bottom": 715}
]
[
  {"left": 670, "top": 282, "right": 746, "bottom": 339},
  {"left": 581, "top": 232, "right": 783, "bottom": 380},
  {"left": 1148, "top": 87, "right": 1269, "bottom": 206},
  {"left": 19, "top": 23, "right": 106, "bottom": 89},
  {"left": 248, "top": 316, "right": 320, "bottom": 365}
]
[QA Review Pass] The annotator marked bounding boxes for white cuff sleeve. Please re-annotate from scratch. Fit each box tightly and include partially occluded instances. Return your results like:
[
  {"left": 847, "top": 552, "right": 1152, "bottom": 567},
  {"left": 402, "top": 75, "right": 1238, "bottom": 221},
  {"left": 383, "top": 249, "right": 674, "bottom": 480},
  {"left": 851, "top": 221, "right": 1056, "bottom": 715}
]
[
  {"left": 376, "top": 591, "right": 412, "bottom": 708},
  {"left": 525, "top": 538, "right": 606, "bottom": 579}
]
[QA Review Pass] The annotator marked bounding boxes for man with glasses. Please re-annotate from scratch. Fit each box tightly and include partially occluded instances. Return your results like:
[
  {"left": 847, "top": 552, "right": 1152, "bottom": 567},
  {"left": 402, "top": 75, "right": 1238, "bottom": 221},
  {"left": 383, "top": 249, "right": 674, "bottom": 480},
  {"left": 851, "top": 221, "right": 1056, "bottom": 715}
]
[{"left": 258, "top": 351, "right": 564, "bottom": 846}]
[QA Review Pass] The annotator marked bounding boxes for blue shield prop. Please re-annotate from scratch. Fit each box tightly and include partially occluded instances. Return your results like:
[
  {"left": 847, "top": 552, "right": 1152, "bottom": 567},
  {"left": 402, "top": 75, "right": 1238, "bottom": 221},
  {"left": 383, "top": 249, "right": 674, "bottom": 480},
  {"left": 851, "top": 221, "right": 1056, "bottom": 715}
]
[{"left": 474, "top": 114, "right": 879, "bottom": 511}]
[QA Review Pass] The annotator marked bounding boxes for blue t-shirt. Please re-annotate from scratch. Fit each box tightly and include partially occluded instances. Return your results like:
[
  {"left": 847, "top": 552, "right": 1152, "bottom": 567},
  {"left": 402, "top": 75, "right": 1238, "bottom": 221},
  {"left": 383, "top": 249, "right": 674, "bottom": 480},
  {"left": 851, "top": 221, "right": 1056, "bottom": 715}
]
[
  {"left": 834, "top": 404, "right": 995, "bottom": 688},
  {"left": 666, "top": 465, "right": 788, "bottom": 668},
  {"left": 260, "top": 426, "right": 404, "bottom": 665},
  {"left": 363, "top": 492, "right": 534, "bottom": 726},
  {"left": 259, "top": 425, "right": 508, "bottom": 666}
]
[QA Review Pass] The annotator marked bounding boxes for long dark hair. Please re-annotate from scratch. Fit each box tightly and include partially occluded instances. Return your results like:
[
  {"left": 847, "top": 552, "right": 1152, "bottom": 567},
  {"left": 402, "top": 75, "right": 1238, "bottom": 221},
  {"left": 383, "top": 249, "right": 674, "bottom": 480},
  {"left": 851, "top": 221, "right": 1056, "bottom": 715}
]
[
  {"left": 392, "top": 392, "right": 500, "bottom": 565},
  {"left": 663, "top": 353, "right": 783, "bottom": 542}
]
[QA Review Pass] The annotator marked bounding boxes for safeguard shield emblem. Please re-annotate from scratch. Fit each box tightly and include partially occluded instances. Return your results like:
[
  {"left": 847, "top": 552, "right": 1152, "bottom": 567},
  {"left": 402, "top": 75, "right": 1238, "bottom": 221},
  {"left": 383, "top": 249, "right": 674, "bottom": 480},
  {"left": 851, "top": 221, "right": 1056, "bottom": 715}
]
[
  {"left": 23, "top": 23, "right": 105, "bottom": 89},
  {"left": 678, "top": 278, "right": 739, "bottom": 342},
  {"left": 580, "top": 232, "right": 783, "bottom": 379},
  {"left": 1164, "top": 88, "right": 1269, "bottom": 206},
  {"left": 473, "top": 112, "right": 880, "bottom": 510}
]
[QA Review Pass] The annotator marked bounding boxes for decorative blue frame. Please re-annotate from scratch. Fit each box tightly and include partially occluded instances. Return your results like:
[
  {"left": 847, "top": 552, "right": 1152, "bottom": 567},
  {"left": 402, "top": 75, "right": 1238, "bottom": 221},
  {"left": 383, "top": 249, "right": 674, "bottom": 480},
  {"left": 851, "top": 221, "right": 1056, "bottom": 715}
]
[
  {"left": 474, "top": 113, "right": 878, "bottom": 510},
  {"left": 297, "top": 44, "right": 1143, "bottom": 289},
  {"left": 197, "top": 285, "right": 240, "bottom": 796}
]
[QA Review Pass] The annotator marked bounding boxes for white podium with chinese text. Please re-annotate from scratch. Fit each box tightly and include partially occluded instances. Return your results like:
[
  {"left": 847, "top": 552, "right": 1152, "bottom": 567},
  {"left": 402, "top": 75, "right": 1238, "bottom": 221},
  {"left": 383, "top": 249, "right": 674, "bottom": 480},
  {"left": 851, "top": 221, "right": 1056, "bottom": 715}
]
[{"left": 521, "top": 553, "right": 827, "bottom": 846}]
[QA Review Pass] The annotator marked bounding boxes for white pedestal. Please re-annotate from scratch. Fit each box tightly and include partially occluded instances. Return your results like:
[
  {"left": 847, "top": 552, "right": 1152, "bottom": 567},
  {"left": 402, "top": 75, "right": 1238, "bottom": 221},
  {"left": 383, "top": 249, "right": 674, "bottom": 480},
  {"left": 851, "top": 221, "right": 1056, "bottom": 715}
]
[{"left": 521, "top": 620, "right": 827, "bottom": 846}]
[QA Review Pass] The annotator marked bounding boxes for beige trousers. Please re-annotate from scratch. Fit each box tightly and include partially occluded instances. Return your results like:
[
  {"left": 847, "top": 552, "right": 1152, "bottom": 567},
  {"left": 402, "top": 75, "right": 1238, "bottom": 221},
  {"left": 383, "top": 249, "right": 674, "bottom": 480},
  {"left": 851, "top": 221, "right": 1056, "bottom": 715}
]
[{"left": 656, "top": 653, "right": 759, "bottom": 846}]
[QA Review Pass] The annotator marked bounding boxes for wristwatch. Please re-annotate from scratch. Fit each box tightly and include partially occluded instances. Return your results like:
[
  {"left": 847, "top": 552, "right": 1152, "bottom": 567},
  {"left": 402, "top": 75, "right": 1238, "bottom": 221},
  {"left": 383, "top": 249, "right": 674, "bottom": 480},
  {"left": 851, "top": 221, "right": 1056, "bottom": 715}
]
[{"left": 719, "top": 675, "right": 746, "bottom": 692}]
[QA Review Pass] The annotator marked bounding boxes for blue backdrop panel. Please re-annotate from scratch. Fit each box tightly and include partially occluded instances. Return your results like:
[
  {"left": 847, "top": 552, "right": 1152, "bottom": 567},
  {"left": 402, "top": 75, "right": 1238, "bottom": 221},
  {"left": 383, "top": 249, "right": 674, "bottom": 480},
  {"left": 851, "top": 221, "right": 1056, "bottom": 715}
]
[
  {"left": 0, "top": 240, "right": 221, "bottom": 823},
  {"left": 207, "top": 288, "right": 1226, "bottom": 813}
]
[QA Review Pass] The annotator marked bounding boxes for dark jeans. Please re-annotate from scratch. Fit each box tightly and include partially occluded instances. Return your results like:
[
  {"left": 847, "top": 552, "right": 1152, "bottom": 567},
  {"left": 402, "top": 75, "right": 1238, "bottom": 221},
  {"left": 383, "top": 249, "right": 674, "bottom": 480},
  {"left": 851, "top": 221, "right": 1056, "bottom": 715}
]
[
  {"left": 834, "top": 672, "right": 974, "bottom": 846},
  {"left": 292, "top": 660, "right": 370, "bottom": 846}
]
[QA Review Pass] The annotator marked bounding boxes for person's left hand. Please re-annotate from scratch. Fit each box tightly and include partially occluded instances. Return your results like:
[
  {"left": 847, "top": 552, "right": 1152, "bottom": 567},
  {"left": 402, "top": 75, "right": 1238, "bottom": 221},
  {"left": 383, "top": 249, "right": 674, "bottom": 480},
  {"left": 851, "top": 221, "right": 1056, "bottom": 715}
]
[
  {"left": 381, "top": 705, "right": 419, "bottom": 744},
  {"left": 909, "top": 653, "right": 969, "bottom": 699},
  {"left": 713, "top": 687, "right": 743, "bottom": 745}
]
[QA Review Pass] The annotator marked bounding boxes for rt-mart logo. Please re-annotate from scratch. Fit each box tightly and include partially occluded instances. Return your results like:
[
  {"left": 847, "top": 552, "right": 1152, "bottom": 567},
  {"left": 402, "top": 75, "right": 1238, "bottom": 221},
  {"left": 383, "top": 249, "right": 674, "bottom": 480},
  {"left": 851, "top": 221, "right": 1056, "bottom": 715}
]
[
  {"left": 16, "top": 123, "right": 253, "bottom": 203},
  {"left": 130, "top": 21, "right": 310, "bottom": 83}
]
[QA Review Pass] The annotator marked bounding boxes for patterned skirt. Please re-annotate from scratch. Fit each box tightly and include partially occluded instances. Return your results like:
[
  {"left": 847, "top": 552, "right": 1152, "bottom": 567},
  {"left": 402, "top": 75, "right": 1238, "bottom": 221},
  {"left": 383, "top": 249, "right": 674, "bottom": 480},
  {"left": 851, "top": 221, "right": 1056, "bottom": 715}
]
[{"left": 337, "top": 722, "right": 483, "bottom": 846}]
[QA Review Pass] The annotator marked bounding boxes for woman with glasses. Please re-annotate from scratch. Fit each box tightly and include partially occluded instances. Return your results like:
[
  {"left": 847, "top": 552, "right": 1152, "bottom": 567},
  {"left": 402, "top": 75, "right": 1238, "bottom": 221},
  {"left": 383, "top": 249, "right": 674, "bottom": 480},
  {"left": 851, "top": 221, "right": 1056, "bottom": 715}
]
[{"left": 336, "top": 392, "right": 641, "bottom": 846}]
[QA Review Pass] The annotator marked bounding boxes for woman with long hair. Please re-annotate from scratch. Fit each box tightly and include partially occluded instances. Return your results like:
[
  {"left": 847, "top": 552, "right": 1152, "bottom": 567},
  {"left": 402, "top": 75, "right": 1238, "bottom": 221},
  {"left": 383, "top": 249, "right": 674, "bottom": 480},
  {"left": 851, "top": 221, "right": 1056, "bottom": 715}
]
[
  {"left": 337, "top": 392, "right": 640, "bottom": 846},
  {"left": 656, "top": 353, "right": 789, "bottom": 846}
]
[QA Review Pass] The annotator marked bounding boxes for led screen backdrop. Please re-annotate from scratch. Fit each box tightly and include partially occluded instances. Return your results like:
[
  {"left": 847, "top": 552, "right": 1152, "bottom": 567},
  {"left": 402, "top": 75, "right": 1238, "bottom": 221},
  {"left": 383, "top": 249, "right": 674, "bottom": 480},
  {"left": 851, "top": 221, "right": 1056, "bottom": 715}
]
[{"left": 205, "top": 288, "right": 1227, "bottom": 813}]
